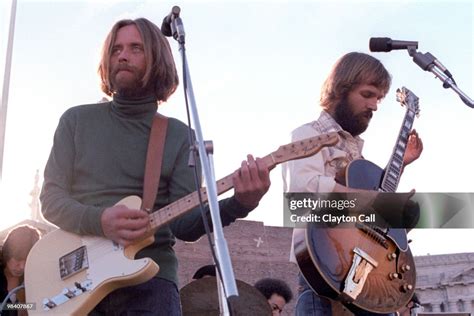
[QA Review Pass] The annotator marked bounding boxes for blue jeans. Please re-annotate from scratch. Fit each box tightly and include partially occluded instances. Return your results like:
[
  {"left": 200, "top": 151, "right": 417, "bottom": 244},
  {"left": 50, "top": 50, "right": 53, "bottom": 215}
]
[
  {"left": 89, "top": 277, "right": 181, "bottom": 316},
  {"left": 296, "top": 274, "right": 395, "bottom": 316}
]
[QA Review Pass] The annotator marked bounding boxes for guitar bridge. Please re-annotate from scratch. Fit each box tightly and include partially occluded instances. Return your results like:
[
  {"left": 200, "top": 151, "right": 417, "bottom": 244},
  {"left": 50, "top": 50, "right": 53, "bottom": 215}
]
[{"left": 341, "top": 247, "right": 378, "bottom": 302}]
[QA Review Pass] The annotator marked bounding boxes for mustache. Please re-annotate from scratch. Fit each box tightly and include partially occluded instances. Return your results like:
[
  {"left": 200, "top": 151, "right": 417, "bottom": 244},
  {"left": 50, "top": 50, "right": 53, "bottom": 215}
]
[
  {"left": 111, "top": 64, "right": 138, "bottom": 76},
  {"left": 360, "top": 110, "right": 373, "bottom": 119}
]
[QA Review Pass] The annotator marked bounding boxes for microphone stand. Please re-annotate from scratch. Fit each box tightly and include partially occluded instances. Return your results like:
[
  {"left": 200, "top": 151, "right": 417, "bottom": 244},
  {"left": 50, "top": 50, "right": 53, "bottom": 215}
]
[
  {"left": 407, "top": 47, "right": 473, "bottom": 108},
  {"left": 169, "top": 11, "right": 239, "bottom": 315}
]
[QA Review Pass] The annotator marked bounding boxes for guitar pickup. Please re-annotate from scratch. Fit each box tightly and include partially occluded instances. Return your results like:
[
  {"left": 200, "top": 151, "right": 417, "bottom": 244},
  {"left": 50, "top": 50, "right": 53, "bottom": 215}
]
[
  {"left": 355, "top": 223, "right": 389, "bottom": 249},
  {"left": 59, "top": 246, "right": 89, "bottom": 280}
]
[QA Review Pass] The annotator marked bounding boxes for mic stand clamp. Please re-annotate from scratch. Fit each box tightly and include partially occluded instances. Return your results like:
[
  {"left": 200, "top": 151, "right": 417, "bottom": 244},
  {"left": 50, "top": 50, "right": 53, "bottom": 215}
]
[
  {"left": 170, "top": 15, "right": 185, "bottom": 44},
  {"left": 407, "top": 48, "right": 473, "bottom": 108},
  {"left": 187, "top": 141, "right": 213, "bottom": 170}
]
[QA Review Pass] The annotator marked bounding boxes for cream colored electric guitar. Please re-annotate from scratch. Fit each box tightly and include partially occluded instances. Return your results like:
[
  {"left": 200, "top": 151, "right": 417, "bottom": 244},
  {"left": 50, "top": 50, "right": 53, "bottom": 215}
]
[{"left": 25, "top": 132, "right": 339, "bottom": 315}]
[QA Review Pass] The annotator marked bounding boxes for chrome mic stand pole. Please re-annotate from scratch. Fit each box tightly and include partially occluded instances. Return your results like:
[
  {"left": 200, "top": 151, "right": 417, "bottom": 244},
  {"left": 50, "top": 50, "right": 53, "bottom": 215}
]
[
  {"left": 408, "top": 48, "right": 473, "bottom": 108},
  {"left": 0, "top": 0, "right": 18, "bottom": 181},
  {"left": 168, "top": 7, "right": 238, "bottom": 314}
]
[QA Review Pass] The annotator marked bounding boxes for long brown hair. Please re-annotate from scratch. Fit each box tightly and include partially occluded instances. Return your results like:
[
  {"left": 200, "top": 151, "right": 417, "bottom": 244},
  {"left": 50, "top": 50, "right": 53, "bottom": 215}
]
[
  {"left": 1, "top": 225, "right": 41, "bottom": 266},
  {"left": 320, "top": 52, "right": 392, "bottom": 111},
  {"left": 98, "top": 18, "right": 179, "bottom": 102}
]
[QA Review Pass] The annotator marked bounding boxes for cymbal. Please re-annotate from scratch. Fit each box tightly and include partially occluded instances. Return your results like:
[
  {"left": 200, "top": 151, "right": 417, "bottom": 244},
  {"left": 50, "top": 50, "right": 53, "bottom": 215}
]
[{"left": 180, "top": 277, "right": 272, "bottom": 316}]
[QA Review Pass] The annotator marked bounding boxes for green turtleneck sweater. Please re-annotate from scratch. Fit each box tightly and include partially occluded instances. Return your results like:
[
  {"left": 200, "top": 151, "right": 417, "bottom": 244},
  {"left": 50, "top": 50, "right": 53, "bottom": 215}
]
[{"left": 40, "top": 95, "right": 252, "bottom": 285}]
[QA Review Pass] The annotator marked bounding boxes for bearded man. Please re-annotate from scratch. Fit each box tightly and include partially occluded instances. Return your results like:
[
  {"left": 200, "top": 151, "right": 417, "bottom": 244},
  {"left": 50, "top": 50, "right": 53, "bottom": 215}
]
[
  {"left": 282, "top": 52, "right": 423, "bottom": 316},
  {"left": 41, "top": 18, "right": 270, "bottom": 315}
]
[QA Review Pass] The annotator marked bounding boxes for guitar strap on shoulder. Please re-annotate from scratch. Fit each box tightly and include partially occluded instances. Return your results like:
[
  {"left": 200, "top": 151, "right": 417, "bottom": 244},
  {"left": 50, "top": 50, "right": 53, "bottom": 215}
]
[{"left": 141, "top": 113, "right": 169, "bottom": 212}]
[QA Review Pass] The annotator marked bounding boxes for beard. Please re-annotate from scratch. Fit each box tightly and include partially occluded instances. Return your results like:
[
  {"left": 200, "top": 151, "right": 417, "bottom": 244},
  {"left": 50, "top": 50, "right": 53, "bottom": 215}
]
[
  {"left": 334, "top": 97, "right": 372, "bottom": 136},
  {"left": 110, "top": 64, "right": 150, "bottom": 98}
]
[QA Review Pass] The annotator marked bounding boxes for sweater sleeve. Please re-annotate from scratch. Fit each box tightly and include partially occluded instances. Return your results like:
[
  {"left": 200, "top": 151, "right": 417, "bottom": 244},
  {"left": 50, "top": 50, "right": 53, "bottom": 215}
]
[
  {"left": 40, "top": 111, "right": 105, "bottom": 236},
  {"left": 168, "top": 133, "right": 254, "bottom": 242}
]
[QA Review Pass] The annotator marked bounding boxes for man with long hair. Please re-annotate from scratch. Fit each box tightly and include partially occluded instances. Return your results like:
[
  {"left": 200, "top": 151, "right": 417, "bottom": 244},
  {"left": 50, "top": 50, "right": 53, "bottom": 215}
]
[
  {"left": 282, "top": 52, "right": 423, "bottom": 315},
  {"left": 41, "top": 18, "right": 270, "bottom": 315}
]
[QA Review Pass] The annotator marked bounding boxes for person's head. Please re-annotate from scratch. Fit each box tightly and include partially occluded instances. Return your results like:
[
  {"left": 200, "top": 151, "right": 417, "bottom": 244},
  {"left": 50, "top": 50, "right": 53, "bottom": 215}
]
[
  {"left": 98, "top": 18, "right": 179, "bottom": 102},
  {"left": 320, "top": 52, "right": 392, "bottom": 136},
  {"left": 254, "top": 278, "right": 293, "bottom": 315},
  {"left": 1, "top": 225, "right": 41, "bottom": 278},
  {"left": 397, "top": 293, "right": 422, "bottom": 316},
  {"left": 192, "top": 265, "right": 216, "bottom": 279}
]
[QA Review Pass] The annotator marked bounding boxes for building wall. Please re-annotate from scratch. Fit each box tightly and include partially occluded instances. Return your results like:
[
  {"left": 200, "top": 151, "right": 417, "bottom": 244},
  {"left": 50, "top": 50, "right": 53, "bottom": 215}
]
[
  {"left": 415, "top": 253, "right": 474, "bottom": 313},
  {"left": 174, "top": 220, "right": 301, "bottom": 315},
  {"left": 175, "top": 220, "right": 474, "bottom": 315}
]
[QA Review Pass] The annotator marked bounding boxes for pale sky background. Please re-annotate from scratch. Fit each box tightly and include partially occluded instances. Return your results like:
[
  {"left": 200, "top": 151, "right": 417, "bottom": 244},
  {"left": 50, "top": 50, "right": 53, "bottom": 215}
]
[{"left": 0, "top": 0, "right": 472, "bottom": 256}]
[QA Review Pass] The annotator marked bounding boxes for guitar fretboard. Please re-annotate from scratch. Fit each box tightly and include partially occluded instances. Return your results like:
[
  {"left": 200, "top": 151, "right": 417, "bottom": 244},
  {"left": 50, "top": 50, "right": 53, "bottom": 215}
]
[
  {"left": 148, "top": 154, "right": 276, "bottom": 230},
  {"left": 381, "top": 108, "right": 416, "bottom": 192},
  {"left": 145, "top": 132, "right": 339, "bottom": 232}
]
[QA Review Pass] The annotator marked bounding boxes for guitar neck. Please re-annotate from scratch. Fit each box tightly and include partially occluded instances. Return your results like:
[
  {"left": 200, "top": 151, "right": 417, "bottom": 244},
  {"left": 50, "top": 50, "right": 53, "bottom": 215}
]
[
  {"left": 381, "top": 108, "right": 416, "bottom": 192},
  {"left": 148, "top": 154, "right": 276, "bottom": 230},
  {"left": 145, "top": 132, "right": 339, "bottom": 232}
]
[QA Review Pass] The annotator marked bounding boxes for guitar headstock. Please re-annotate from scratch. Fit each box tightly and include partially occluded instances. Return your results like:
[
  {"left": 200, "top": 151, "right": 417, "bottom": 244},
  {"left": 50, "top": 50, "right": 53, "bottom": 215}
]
[
  {"left": 271, "top": 132, "right": 339, "bottom": 165},
  {"left": 396, "top": 86, "right": 420, "bottom": 117}
]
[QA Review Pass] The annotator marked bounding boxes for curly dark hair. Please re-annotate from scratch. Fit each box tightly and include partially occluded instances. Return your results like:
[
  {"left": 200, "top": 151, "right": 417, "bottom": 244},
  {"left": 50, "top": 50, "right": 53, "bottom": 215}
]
[
  {"left": 192, "top": 265, "right": 216, "bottom": 279},
  {"left": 254, "top": 278, "right": 293, "bottom": 303}
]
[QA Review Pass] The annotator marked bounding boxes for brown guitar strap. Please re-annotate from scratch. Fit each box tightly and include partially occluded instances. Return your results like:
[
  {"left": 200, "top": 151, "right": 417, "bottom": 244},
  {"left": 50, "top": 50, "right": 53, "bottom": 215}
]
[{"left": 141, "top": 113, "right": 168, "bottom": 212}]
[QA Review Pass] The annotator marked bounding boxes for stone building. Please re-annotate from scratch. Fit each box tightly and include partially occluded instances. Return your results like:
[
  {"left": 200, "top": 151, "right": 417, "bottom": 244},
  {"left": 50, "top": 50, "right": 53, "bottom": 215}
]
[
  {"left": 175, "top": 219, "right": 300, "bottom": 315},
  {"left": 416, "top": 252, "right": 474, "bottom": 314},
  {"left": 175, "top": 219, "right": 474, "bottom": 315}
]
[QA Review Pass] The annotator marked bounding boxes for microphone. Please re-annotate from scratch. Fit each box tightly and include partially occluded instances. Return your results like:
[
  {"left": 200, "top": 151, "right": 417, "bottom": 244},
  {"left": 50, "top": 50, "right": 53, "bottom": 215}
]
[
  {"left": 369, "top": 37, "right": 418, "bottom": 52},
  {"left": 161, "top": 6, "right": 181, "bottom": 37},
  {"left": 370, "top": 38, "right": 473, "bottom": 108}
]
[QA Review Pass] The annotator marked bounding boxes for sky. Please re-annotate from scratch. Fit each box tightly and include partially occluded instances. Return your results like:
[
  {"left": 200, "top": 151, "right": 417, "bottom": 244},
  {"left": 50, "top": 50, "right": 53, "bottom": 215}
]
[{"left": 0, "top": 0, "right": 473, "bottom": 257}]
